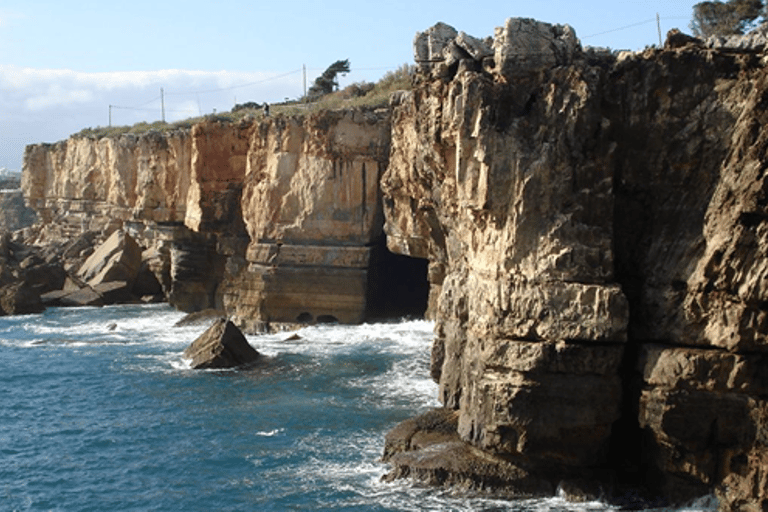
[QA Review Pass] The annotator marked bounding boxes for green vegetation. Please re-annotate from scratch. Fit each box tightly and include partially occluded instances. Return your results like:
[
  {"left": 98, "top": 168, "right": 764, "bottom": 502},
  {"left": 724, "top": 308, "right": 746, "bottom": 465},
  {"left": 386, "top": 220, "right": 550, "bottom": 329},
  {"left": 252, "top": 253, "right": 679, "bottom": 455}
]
[
  {"left": 691, "top": 0, "right": 764, "bottom": 37},
  {"left": 307, "top": 59, "right": 351, "bottom": 99},
  {"left": 279, "top": 63, "right": 415, "bottom": 115},
  {"left": 73, "top": 64, "right": 415, "bottom": 140}
]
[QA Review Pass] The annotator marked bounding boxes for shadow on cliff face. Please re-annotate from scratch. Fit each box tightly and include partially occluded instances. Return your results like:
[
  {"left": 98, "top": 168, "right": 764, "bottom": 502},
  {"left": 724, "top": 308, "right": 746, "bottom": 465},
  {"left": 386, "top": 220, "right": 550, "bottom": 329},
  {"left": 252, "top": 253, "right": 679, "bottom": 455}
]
[
  {"left": 605, "top": 47, "right": 742, "bottom": 502},
  {"left": 365, "top": 234, "right": 430, "bottom": 321}
]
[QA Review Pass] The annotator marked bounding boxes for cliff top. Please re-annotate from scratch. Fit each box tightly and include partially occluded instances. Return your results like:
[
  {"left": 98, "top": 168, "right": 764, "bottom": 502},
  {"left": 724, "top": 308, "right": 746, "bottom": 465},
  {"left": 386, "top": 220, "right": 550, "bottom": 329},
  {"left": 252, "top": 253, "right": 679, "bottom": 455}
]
[{"left": 72, "top": 65, "right": 414, "bottom": 141}]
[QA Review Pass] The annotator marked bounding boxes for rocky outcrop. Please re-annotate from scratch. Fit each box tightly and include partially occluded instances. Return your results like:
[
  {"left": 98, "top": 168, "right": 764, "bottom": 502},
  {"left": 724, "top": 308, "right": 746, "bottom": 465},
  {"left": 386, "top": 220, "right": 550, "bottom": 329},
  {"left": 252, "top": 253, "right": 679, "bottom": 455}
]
[
  {"left": 21, "top": 111, "right": 396, "bottom": 324},
  {"left": 0, "top": 281, "right": 44, "bottom": 315},
  {"left": 381, "top": 18, "right": 768, "bottom": 511},
  {"left": 16, "top": 15, "right": 768, "bottom": 510},
  {"left": 78, "top": 230, "right": 142, "bottom": 288},
  {"left": 224, "top": 109, "right": 391, "bottom": 331},
  {"left": 183, "top": 318, "right": 261, "bottom": 369},
  {"left": 385, "top": 17, "right": 628, "bottom": 485}
]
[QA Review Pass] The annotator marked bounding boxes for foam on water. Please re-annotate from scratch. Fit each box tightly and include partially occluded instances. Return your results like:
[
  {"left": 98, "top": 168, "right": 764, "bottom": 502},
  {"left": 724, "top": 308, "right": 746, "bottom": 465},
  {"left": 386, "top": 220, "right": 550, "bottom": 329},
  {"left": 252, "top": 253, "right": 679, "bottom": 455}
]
[{"left": 0, "top": 305, "right": 720, "bottom": 511}]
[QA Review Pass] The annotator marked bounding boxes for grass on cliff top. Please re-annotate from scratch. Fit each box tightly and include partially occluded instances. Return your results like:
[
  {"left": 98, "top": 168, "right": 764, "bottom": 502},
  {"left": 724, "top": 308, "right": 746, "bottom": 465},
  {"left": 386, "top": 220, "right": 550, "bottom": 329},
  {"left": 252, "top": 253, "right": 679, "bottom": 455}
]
[{"left": 74, "top": 65, "right": 415, "bottom": 140}]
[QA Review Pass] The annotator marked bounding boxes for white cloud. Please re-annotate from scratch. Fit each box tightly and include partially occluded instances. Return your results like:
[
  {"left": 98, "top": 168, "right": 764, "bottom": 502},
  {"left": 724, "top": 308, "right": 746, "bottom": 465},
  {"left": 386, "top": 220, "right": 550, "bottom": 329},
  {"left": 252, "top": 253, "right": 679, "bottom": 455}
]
[
  {"left": 0, "top": 65, "right": 304, "bottom": 171},
  {"left": 25, "top": 84, "right": 95, "bottom": 111},
  {"left": 0, "top": 66, "right": 304, "bottom": 111}
]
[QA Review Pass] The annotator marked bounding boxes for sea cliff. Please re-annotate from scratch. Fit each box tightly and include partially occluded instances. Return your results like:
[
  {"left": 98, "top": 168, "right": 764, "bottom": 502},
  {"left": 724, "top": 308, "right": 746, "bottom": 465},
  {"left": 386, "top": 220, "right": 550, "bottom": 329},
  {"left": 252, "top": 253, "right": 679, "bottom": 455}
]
[{"left": 16, "top": 18, "right": 768, "bottom": 510}]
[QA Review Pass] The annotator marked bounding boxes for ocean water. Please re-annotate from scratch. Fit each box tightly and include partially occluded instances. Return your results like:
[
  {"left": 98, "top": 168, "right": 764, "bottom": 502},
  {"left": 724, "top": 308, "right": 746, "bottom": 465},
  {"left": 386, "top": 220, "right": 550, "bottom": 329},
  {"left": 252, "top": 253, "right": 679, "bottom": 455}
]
[{"left": 0, "top": 304, "right": 718, "bottom": 512}]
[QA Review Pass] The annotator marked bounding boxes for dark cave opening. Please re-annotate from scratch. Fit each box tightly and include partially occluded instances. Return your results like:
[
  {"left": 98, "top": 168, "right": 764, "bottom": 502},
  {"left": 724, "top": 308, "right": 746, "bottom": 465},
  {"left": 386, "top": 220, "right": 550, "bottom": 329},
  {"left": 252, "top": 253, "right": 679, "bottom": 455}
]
[{"left": 365, "top": 234, "right": 430, "bottom": 321}]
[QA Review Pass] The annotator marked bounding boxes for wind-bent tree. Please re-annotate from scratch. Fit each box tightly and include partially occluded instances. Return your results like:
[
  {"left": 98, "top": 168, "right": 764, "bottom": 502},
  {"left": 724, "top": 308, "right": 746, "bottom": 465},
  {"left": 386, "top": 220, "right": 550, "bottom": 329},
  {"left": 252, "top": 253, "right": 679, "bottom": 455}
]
[
  {"left": 691, "top": 0, "right": 764, "bottom": 37},
  {"left": 308, "top": 59, "right": 350, "bottom": 99}
]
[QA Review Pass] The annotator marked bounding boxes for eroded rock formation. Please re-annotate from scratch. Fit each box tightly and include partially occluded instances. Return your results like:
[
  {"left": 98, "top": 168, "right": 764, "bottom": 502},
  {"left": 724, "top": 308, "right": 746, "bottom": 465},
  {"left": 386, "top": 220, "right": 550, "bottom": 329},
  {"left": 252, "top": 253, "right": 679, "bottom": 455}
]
[
  {"left": 15, "top": 15, "right": 768, "bottom": 510},
  {"left": 21, "top": 110, "right": 395, "bottom": 327},
  {"left": 382, "top": 18, "right": 768, "bottom": 511}
]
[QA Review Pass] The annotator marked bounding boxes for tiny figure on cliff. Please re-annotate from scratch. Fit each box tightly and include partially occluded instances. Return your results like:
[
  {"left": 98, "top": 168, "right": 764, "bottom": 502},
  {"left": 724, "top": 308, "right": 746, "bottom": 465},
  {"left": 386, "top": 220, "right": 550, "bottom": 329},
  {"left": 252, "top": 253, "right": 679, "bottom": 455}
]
[{"left": 263, "top": 103, "right": 270, "bottom": 117}]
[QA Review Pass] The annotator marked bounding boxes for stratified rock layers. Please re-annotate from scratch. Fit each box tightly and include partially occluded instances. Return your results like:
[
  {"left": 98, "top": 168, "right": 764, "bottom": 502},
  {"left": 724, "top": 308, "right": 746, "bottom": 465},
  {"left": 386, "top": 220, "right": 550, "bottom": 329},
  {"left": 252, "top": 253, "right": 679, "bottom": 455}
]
[
  {"left": 21, "top": 110, "right": 391, "bottom": 327},
  {"left": 382, "top": 19, "right": 767, "bottom": 510},
  {"left": 227, "top": 110, "right": 390, "bottom": 331},
  {"left": 384, "top": 18, "right": 630, "bottom": 483},
  {"left": 18, "top": 17, "right": 768, "bottom": 509}
]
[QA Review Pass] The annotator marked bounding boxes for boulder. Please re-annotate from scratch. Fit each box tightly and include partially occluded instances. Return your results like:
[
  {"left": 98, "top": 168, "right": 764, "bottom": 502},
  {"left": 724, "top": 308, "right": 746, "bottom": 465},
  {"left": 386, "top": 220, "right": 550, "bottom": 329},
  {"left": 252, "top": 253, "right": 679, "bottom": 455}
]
[
  {"left": 455, "top": 31, "right": 493, "bottom": 61},
  {"left": 92, "top": 281, "right": 138, "bottom": 304},
  {"left": 382, "top": 408, "right": 555, "bottom": 496},
  {"left": 493, "top": 17, "right": 581, "bottom": 79},
  {"left": 55, "top": 287, "right": 104, "bottom": 307},
  {"left": 0, "top": 281, "right": 44, "bottom": 315},
  {"left": 22, "top": 261, "right": 67, "bottom": 294},
  {"left": 183, "top": 318, "right": 261, "bottom": 369},
  {"left": 413, "top": 22, "right": 459, "bottom": 71},
  {"left": 78, "top": 230, "right": 142, "bottom": 288}
]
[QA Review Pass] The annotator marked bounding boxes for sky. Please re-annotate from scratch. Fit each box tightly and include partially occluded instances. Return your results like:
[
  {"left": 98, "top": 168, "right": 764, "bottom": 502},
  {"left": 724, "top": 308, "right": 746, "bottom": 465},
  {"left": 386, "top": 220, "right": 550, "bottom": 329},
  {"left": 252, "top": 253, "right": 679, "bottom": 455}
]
[{"left": 1, "top": 0, "right": 700, "bottom": 172}]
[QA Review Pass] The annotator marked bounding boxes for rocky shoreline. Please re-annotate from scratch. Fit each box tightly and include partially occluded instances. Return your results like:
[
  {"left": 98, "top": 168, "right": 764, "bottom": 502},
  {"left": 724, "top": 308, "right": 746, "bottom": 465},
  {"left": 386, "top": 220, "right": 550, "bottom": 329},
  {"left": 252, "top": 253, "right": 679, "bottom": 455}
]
[{"left": 5, "top": 16, "right": 768, "bottom": 511}]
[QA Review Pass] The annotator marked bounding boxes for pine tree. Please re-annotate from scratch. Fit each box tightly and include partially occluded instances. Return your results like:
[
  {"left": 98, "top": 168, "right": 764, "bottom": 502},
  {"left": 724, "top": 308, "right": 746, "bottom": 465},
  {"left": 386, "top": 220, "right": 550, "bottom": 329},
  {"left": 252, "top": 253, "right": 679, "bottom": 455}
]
[{"left": 307, "top": 60, "right": 351, "bottom": 99}]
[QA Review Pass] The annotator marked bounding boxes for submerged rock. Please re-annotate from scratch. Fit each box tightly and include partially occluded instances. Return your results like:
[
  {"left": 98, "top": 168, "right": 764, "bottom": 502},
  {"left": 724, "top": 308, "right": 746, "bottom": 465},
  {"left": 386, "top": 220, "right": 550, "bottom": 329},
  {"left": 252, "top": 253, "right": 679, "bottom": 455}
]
[{"left": 183, "top": 318, "right": 261, "bottom": 369}]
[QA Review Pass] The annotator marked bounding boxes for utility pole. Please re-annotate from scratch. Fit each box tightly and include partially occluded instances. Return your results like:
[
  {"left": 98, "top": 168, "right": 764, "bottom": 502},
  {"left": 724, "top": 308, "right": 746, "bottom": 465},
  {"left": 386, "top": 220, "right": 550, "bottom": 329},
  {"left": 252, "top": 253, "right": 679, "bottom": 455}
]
[
  {"left": 161, "top": 88, "right": 166, "bottom": 123},
  {"left": 303, "top": 64, "right": 307, "bottom": 103},
  {"left": 657, "top": 13, "right": 662, "bottom": 46},
  {"left": 109, "top": 105, "right": 112, "bottom": 127}
]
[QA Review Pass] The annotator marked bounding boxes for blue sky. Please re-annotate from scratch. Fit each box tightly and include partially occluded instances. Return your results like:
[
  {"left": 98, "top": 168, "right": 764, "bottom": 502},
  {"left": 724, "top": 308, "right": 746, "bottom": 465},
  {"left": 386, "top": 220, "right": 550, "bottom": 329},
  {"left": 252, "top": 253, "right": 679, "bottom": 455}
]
[{"left": 1, "top": 0, "right": 699, "bottom": 171}]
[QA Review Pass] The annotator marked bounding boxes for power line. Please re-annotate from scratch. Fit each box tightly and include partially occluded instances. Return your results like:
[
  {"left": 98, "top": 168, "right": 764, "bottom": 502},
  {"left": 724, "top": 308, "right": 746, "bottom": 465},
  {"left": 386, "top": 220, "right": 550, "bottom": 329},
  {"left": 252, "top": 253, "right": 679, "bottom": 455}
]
[{"left": 583, "top": 16, "right": 690, "bottom": 39}]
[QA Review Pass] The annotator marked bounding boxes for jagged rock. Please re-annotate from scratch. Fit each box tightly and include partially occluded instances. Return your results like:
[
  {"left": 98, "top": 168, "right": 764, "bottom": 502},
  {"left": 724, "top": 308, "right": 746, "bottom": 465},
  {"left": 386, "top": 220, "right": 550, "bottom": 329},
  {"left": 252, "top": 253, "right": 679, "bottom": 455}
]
[
  {"left": 383, "top": 19, "right": 768, "bottom": 511},
  {"left": 637, "top": 345, "right": 768, "bottom": 502},
  {"left": 139, "top": 246, "right": 170, "bottom": 296},
  {"left": 456, "top": 31, "right": 493, "bottom": 61},
  {"left": 78, "top": 230, "right": 142, "bottom": 288},
  {"left": 382, "top": 408, "right": 555, "bottom": 496},
  {"left": 0, "top": 281, "right": 44, "bottom": 315},
  {"left": 92, "top": 281, "right": 138, "bottom": 304},
  {"left": 183, "top": 318, "right": 261, "bottom": 369},
  {"left": 705, "top": 22, "right": 768, "bottom": 51},
  {"left": 48, "top": 287, "right": 103, "bottom": 307},
  {"left": 413, "top": 22, "right": 459, "bottom": 71},
  {"left": 22, "top": 261, "right": 66, "bottom": 294},
  {"left": 16, "top": 17, "right": 768, "bottom": 509},
  {"left": 493, "top": 18, "right": 581, "bottom": 79}
]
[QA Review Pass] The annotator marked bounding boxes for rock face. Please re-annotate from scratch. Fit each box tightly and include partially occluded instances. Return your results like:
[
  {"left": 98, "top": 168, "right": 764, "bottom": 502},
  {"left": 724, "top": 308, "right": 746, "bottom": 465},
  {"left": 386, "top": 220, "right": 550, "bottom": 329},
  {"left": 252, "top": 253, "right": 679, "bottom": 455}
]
[
  {"left": 183, "top": 318, "right": 261, "bottom": 369},
  {"left": 16, "top": 16, "right": 768, "bottom": 510},
  {"left": 78, "top": 230, "right": 142, "bottom": 288},
  {"left": 21, "top": 111, "right": 396, "bottom": 325},
  {"left": 381, "top": 19, "right": 768, "bottom": 511},
  {"left": 223, "top": 109, "right": 391, "bottom": 331}
]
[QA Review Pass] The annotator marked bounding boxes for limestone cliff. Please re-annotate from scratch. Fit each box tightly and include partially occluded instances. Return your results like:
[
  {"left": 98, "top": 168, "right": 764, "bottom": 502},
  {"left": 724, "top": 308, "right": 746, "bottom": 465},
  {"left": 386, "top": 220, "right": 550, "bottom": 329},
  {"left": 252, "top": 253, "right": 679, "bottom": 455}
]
[
  {"left": 222, "top": 109, "right": 391, "bottom": 331},
  {"left": 380, "top": 19, "right": 767, "bottom": 511},
  {"left": 21, "top": 109, "right": 397, "bottom": 325},
  {"left": 17, "top": 17, "right": 768, "bottom": 510}
]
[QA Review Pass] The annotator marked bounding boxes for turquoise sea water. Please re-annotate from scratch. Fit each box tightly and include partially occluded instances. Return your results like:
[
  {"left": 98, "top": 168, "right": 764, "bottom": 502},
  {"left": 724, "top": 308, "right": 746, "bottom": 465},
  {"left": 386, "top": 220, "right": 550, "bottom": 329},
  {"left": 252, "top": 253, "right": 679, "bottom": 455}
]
[{"left": 0, "top": 304, "right": 717, "bottom": 511}]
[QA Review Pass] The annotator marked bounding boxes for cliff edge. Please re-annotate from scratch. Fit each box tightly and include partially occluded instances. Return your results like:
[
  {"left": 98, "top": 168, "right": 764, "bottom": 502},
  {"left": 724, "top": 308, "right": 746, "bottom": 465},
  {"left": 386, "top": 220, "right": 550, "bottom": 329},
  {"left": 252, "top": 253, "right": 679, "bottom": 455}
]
[
  {"left": 381, "top": 19, "right": 768, "bottom": 510},
  {"left": 16, "top": 16, "right": 768, "bottom": 511}
]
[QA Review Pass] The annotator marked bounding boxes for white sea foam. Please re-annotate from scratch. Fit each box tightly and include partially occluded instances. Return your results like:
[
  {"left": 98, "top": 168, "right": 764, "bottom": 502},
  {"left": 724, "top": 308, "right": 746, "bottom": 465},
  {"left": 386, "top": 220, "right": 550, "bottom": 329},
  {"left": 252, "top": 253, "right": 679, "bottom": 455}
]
[{"left": 254, "top": 428, "right": 283, "bottom": 437}]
